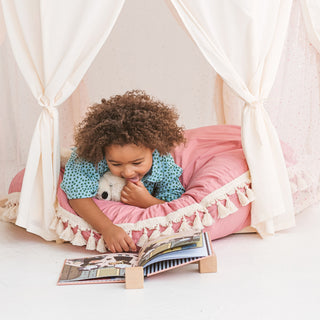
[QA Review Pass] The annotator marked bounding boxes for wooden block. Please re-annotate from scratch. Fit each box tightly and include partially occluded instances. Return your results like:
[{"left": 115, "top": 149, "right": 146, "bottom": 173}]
[
  {"left": 198, "top": 254, "right": 217, "bottom": 273},
  {"left": 235, "top": 226, "right": 257, "bottom": 234},
  {"left": 125, "top": 267, "right": 144, "bottom": 289}
]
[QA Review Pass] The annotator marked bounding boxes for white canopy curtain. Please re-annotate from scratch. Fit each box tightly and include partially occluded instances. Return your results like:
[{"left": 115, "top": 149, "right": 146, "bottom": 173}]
[
  {"left": 169, "top": 0, "right": 295, "bottom": 237},
  {"left": 0, "top": 3, "right": 5, "bottom": 45},
  {"left": 1, "top": 0, "right": 125, "bottom": 241},
  {"left": 300, "top": 0, "right": 320, "bottom": 53}
]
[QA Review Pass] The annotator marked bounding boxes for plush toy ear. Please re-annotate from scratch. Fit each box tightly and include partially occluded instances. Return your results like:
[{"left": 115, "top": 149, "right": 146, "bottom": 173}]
[{"left": 96, "top": 174, "right": 112, "bottom": 200}]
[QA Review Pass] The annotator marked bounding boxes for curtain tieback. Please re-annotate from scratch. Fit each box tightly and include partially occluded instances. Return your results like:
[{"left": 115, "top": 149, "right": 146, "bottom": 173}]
[
  {"left": 38, "top": 95, "right": 58, "bottom": 117},
  {"left": 245, "top": 99, "right": 265, "bottom": 109},
  {"left": 243, "top": 99, "right": 266, "bottom": 146},
  {"left": 39, "top": 105, "right": 58, "bottom": 119}
]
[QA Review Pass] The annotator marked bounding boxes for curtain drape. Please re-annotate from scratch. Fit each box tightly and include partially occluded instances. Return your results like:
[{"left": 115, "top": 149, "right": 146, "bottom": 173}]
[
  {"left": 0, "top": 2, "right": 5, "bottom": 45},
  {"left": 0, "top": 35, "right": 89, "bottom": 197},
  {"left": 300, "top": 0, "right": 320, "bottom": 53},
  {"left": 169, "top": 0, "right": 295, "bottom": 237},
  {"left": 1, "top": 0, "right": 125, "bottom": 240}
]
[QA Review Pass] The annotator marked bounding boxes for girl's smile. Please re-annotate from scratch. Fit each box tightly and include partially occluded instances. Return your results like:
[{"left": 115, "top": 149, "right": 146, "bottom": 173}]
[{"left": 104, "top": 144, "right": 154, "bottom": 182}]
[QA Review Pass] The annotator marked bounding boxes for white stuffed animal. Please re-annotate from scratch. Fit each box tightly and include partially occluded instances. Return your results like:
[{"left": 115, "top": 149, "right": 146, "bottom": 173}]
[
  {"left": 60, "top": 148, "right": 125, "bottom": 202},
  {"left": 96, "top": 171, "right": 126, "bottom": 201}
]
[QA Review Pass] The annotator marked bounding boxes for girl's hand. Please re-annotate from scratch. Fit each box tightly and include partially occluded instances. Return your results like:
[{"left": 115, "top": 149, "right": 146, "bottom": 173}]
[
  {"left": 69, "top": 198, "right": 136, "bottom": 253},
  {"left": 121, "top": 181, "right": 165, "bottom": 208},
  {"left": 102, "top": 224, "right": 137, "bottom": 253}
]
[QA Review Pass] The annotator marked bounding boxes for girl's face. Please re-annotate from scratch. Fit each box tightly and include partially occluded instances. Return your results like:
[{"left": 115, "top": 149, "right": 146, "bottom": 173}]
[{"left": 104, "top": 144, "right": 154, "bottom": 183}]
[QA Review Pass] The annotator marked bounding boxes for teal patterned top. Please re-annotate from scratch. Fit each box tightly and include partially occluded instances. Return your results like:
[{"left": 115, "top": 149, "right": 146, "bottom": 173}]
[{"left": 61, "top": 149, "right": 185, "bottom": 202}]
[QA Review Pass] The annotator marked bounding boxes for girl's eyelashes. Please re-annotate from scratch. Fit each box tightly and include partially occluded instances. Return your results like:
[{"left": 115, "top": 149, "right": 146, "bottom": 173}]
[{"left": 109, "top": 162, "right": 143, "bottom": 166}]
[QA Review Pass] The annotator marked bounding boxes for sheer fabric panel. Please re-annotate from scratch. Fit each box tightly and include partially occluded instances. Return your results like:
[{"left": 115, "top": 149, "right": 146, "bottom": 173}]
[
  {"left": 211, "top": 0, "right": 320, "bottom": 216},
  {"left": 266, "top": 0, "right": 320, "bottom": 215},
  {"left": 300, "top": 0, "right": 320, "bottom": 53}
]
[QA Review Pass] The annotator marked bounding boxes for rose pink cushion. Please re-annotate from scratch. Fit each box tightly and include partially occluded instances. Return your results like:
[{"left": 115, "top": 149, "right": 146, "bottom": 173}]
[{"left": 9, "top": 125, "right": 253, "bottom": 251}]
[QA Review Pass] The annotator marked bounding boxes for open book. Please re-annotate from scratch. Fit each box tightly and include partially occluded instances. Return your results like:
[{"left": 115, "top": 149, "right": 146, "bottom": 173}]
[{"left": 57, "top": 231, "right": 215, "bottom": 286}]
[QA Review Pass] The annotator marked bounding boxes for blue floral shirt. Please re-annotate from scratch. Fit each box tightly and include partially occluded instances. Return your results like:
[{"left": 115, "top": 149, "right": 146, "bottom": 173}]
[{"left": 61, "top": 149, "right": 185, "bottom": 202}]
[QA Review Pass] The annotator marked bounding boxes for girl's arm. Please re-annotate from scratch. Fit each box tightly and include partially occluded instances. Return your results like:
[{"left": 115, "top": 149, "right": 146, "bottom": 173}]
[
  {"left": 61, "top": 150, "right": 136, "bottom": 253},
  {"left": 69, "top": 198, "right": 137, "bottom": 253}
]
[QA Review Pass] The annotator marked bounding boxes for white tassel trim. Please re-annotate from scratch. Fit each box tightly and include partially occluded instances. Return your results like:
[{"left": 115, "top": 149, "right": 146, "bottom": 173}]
[
  {"left": 296, "top": 175, "right": 309, "bottom": 191},
  {"left": 71, "top": 229, "right": 87, "bottom": 246},
  {"left": 290, "top": 182, "right": 298, "bottom": 194},
  {"left": 288, "top": 164, "right": 313, "bottom": 194},
  {"left": 236, "top": 188, "right": 250, "bottom": 206},
  {"left": 201, "top": 208, "right": 214, "bottom": 227},
  {"left": 244, "top": 185, "right": 255, "bottom": 202},
  {"left": 137, "top": 228, "right": 149, "bottom": 247},
  {"left": 86, "top": 231, "right": 96, "bottom": 251},
  {"left": 161, "top": 222, "right": 174, "bottom": 236},
  {"left": 0, "top": 193, "right": 19, "bottom": 222},
  {"left": 179, "top": 217, "right": 192, "bottom": 232},
  {"left": 1, "top": 171, "right": 255, "bottom": 253},
  {"left": 193, "top": 213, "right": 203, "bottom": 230},
  {"left": 149, "top": 224, "right": 161, "bottom": 240},
  {"left": 217, "top": 200, "right": 230, "bottom": 218},
  {"left": 96, "top": 237, "right": 107, "bottom": 253},
  {"left": 56, "top": 219, "right": 65, "bottom": 236},
  {"left": 60, "top": 223, "right": 74, "bottom": 242},
  {"left": 225, "top": 197, "right": 238, "bottom": 214}
]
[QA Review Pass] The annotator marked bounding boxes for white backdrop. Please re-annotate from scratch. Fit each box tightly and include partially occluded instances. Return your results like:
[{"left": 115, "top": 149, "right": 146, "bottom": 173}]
[{"left": 1, "top": 0, "right": 319, "bottom": 224}]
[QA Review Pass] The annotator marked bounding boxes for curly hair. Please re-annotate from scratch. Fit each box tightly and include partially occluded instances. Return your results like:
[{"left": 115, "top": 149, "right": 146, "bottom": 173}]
[{"left": 74, "top": 90, "right": 186, "bottom": 164}]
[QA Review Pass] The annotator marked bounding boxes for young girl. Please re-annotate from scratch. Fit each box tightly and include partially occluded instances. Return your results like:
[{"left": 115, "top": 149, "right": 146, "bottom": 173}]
[{"left": 61, "top": 90, "right": 186, "bottom": 253}]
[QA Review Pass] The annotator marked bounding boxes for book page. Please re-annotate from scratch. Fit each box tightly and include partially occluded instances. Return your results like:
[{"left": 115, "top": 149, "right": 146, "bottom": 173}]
[
  {"left": 141, "top": 232, "right": 211, "bottom": 269},
  {"left": 137, "top": 231, "right": 202, "bottom": 267},
  {"left": 58, "top": 252, "right": 139, "bottom": 283}
]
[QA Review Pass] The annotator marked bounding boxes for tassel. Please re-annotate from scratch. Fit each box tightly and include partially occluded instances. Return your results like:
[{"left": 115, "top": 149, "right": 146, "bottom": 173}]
[
  {"left": 296, "top": 175, "right": 308, "bottom": 191},
  {"left": 179, "top": 216, "right": 192, "bottom": 232},
  {"left": 225, "top": 197, "right": 238, "bottom": 214},
  {"left": 8, "top": 207, "right": 18, "bottom": 220},
  {"left": 244, "top": 185, "right": 255, "bottom": 202},
  {"left": 49, "top": 215, "right": 59, "bottom": 230},
  {"left": 193, "top": 213, "right": 203, "bottom": 230},
  {"left": 2, "top": 208, "right": 10, "bottom": 221},
  {"left": 60, "top": 223, "right": 74, "bottom": 241},
  {"left": 217, "top": 200, "right": 230, "bottom": 218},
  {"left": 290, "top": 181, "right": 298, "bottom": 194},
  {"left": 202, "top": 208, "right": 214, "bottom": 226},
  {"left": 161, "top": 222, "right": 174, "bottom": 236},
  {"left": 149, "top": 225, "right": 161, "bottom": 240},
  {"left": 96, "top": 236, "right": 107, "bottom": 253},
  {"left": 137, "top": 228, "right": 149, "bottom": 247},
  {"left": 71, "top": 228, "right": 87, "bottom": 246},
  {"left": 86, "top": 231, "right": 96, "bottom": 250},
  {"left": 3, "top": 207, "right": 17, "bottom": 221},
  {"left": 56, "top": 219, "right": 65, "bottom": 236},
  {"left": 236, "top": 188, "right": 250, "bottom": 206}
]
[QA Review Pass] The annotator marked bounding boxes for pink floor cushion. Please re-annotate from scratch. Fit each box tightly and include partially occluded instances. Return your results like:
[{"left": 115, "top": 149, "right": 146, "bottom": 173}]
[{"left": 8, "top": 125, "right": 253, "bottom": 252}]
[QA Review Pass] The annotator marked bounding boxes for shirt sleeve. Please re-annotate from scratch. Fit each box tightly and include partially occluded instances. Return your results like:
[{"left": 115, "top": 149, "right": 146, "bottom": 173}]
[
  {"left": 154, "top": 155, "right": 185, "bottom": 202},
  {"left": 60, "top": 150, "right": 100, "bottom": 199}
]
